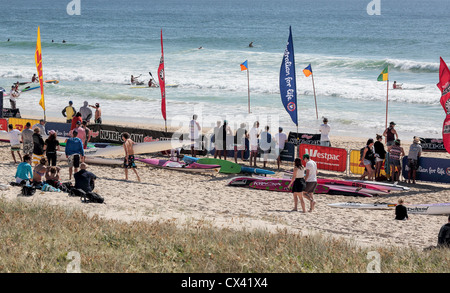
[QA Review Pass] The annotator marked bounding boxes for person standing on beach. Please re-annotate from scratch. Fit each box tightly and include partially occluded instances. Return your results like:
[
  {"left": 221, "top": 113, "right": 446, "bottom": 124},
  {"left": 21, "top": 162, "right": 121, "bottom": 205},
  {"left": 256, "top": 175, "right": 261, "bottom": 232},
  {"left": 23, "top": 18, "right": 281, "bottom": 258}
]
[
  {"left": 32, "top": 119, "right": 46, "bottom": 135},
  {"left": 288, "top": 158, "right": 307, "bottom": 212},
  {"left": 71, "top": 112, "right": 83, "bottom": 130},
  {"left": 79, "top": 101, "right": 93, "bottom": 123},
  {"left": 8, "top": 124, "right": 22, "bottom": 163},
  {"left": 81, "top": 121, "right": 92, "bottom": 149},
  {"left": 217, "top": 120, "right": 231, "bottom": 160},
  {"left": 374, "top": 134, "right": 386, "bottom": 180},
  {"left": 9, "top": 85, "right": 19, "bottom": 109},
  {"left": 122, "top": 132, "right": 141, "bottom": 182},
  {"left": 21, "top": 122, "right": 34, "bottom": 157},
  {"left": 407, "top": 137, "right": 422, "bottom": 184},
  {"left": 62, "top": 101, "right": 77, "bottom": 123},
  {"left": 32, "top": 127, "right": 45, "bottom": 166},
  {"left": 89, "top": 103, "right": 102, "bottom": 124},
  {"left": 383, "top": 121, "right": 398, "bottom": 147},
  {"left": 43, "top": 130, "right": 60, "bottom": 166},
  {"left": 360, "top": 138, "right": 375, "bottom": 181},
  {"left": 387, "top": 139, "right": 405, "bottom": 183},
  {"left": 249, "top": 121, "right": 260, "bottom": 167},
  {"left": 274, "top": 127, "right": 288, "bottom": 170},
  {"left": 189, "top": 114, "right": 202, "bottom": 157},
  {"left": 319, "top": 117, "right": 331, "bottom": 147},
  {"left": 259, "top": 126, "right": 272, "bottom": 168},
  {"left": 234, "top": 123, "right": 248, "bottom": 163},
  {"left": 302, "top": 154, "right": 317, "bottom": 212},
  {"left": 65, "top": 129, "right": 85, "bottom": 180},
  {"left": 213, "top": 121, "right": 222, "bottom": 159}
]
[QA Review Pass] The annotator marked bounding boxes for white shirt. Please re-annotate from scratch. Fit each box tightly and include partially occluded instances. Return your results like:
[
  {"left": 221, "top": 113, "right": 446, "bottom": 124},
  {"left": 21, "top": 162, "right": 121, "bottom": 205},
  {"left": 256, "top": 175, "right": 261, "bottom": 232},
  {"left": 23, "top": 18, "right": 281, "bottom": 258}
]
[
  {"left": 274, "top": 132, "right": 288, "bottom": 150},
  {"left": 249, "top": 127, "right": 259, "bottom": 146},
  {"left": 189, "top": 120, "right": 201, "bottom": 139},
  {"left": 305, "top": 160, "right": 317, "bottom": 182},
  {"left": 8, "top": 129, "right": 21, "bottom": 145},
  {"left": 319, "top": 123, "right": 331, "bottom": 141}
]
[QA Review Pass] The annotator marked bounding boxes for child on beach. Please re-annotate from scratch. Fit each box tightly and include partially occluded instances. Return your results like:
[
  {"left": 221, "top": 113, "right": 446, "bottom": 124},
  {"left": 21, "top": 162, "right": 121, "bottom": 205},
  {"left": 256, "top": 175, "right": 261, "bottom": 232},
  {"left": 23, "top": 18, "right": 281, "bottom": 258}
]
[
  {"left": 395, "top": 198, "right": 409, "bottom": 220},
  {"left": 122, "top": 132, "right": 141, "bottom": 182}
]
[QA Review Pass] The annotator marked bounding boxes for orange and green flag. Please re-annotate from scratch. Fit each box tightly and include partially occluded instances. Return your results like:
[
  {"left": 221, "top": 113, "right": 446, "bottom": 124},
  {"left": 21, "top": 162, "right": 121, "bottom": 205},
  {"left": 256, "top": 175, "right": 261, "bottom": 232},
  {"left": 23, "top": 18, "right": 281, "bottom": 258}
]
[
  {"left": 377, "top": 66, "right": 388, "bottom": 81},
  {"left": 35, "top": 26, "right": 45, "bottom": 111}
]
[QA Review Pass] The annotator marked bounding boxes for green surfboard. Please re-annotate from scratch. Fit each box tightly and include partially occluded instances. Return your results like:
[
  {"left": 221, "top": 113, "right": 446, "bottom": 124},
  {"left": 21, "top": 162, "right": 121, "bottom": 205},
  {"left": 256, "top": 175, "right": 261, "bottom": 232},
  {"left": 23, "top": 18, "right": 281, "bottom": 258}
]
[{"left": 196, "top": 158, "right": 242, "bottom": 174}]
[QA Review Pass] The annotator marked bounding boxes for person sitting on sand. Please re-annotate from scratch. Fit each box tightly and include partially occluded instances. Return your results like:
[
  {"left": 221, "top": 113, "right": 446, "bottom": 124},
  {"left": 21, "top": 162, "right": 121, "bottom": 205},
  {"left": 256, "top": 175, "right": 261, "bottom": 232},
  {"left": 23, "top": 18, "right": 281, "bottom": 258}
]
[
  {"left": 32, "top": 157, "right": 48, "bottom": 187},
  {"left": 288, "top": 158, "right": 307, "bottom": 213},
  {"left": 395, "top": 198, "right": 408, "bottom": 220},
  {"left": 122, "top": 132, "right": 141, "bottom": 182},
  {"left": 45, "top": 166, "right": 62, "bottom": 188},
  {"left": 74, "top": 163, "right": 96, "bottom": 194},
  {"left": 437, "top": 215, "right": 450, "bottom": 248},
  {"left": 15, "top": 155, "right": 33, "bottom": 184}
]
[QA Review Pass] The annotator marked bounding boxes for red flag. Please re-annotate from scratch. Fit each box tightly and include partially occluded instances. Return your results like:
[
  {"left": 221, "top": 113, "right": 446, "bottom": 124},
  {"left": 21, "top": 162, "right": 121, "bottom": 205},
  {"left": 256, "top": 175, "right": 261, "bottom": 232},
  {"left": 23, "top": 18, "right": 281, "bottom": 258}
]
[
  {"left": 438, "top": 57, "right": 450, "bottom": 154},
  {"left": 437, "top": 57, "right": 450, "bottom": 95},
  {"left": 158, "top": 29, "right": 166, "bottom": 121}
]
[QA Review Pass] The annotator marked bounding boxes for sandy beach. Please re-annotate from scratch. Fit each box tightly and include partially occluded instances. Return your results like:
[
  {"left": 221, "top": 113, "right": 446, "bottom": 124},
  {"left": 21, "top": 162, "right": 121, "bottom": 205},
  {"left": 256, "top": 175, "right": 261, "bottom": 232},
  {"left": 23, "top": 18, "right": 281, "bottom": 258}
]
[{"left": 1, "top": 123, "right": 449, "bottom": 251}]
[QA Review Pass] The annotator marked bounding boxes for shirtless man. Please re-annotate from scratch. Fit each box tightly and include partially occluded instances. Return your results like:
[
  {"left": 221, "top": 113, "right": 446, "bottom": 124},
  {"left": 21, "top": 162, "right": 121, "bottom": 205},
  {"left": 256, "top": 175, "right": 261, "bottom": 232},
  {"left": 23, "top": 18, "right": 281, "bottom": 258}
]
[
  {"left": 89, "top": 103, "right": 102, "bottom": 124},
  {"left": 122, "top": 132, "right": 140, "bottom": 182}
]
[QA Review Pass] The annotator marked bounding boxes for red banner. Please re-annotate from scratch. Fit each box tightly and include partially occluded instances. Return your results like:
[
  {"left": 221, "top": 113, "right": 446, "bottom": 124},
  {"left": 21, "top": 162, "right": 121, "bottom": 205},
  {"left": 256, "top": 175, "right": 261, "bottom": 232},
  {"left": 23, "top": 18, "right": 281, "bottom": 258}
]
[
  {"left": 299, "top": 144, "right": 347, "bottom": 172},
  {"left": 158, "top": 29, "right": 166, "bottom": 121},
  {"left": 0, "top": 118, "right": 7, "bottom": 131}
]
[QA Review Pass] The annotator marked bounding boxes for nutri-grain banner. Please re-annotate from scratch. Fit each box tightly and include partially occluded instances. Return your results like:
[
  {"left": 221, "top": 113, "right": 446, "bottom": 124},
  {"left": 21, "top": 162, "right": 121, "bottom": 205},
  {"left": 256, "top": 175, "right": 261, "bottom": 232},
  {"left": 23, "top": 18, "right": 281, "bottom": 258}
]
[
  {"left": 88, "top": 124, "right": 174, "bottom": 144},
  {"left": 299, "top": 144, "right": 347, "bottom": 172},
  {"left": 288, "top": 132, "right": 321, "bottom": 146}
]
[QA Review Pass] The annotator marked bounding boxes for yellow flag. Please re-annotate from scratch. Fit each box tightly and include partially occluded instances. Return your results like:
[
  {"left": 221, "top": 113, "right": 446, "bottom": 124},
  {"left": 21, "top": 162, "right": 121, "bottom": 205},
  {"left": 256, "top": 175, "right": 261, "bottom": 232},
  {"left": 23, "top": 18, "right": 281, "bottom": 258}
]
[{"left": 35, "top": 26, "right": 45, "bottom": 111}]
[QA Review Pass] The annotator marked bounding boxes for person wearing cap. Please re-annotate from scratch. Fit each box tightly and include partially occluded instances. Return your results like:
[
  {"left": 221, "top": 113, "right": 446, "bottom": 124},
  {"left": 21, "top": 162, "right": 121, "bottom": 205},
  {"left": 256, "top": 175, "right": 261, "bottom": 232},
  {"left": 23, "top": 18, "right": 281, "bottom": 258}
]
[
  {"left": 65, "top": 129, "right": 85, "bottom": 180},
  {"left": 274, "top": 127, "right": 288, "bottom": 170},
  {"left": 387, "top": 139, "right": 405, "bottom": 183},
  {"left": 89, "top": 103, "right": 102, "bottom": 124},
  {"left": 62, "top": 101, "right": 77, "bottom": 124},
  {"left": 383, "top": 121, "right": 398, "bottom": 147},
  {"left": 32, "top": 119, "right": 46, "bottom": 135},
  {"left": 407, "top": 137, "right": 422, "bottom": 184},
  {"left": 302, "top": 153, "right": 318, "bottom": 212},
  {"left": 21, "top": 122, "right": 34, "bottom": 156},
  {"left": 319, "top": 117, "right": 331, "bottom": 147}
]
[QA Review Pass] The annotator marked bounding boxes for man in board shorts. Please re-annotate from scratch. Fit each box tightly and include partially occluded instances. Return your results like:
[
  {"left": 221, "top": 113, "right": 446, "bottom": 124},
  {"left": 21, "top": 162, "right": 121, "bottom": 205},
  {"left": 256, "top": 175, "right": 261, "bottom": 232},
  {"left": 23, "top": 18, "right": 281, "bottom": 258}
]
[
  {"left": 122, "top": 132, "right": 141, "bottom": 182},
  {"left": 302, "top": 153, "right": 318, "bottom": 212}
]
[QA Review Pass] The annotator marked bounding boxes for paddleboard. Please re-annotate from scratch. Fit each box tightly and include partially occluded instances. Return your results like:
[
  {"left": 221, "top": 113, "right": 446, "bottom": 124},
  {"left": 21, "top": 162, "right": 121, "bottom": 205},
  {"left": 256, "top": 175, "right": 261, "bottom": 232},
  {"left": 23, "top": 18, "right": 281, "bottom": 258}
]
[
  {"left": 44, "top": 80, "right": 59, "bottom": 84},
  {"left": 182, "top": 155, "right": 242, "bottom": 174},
  {"left": 84, "top": 139, "right": 186, "bottom": 157},
  {"left": 406, "top": 203, "right": 450, "bottom": 215},
  {"left": 130, "top": 84, "right": 178, "bottom": 89},
  {"left": 240, "top": 166, "right": 275, "bottom": 175},
  {"left": 21, "top": 86, "right": 40, "bottom": 92},
  {"left": 318, "top": 178, "right": 391, "bottom": 193},
  {"left": 136, "top": 157, "right": 220, "bottom": 173},
  {"left": 328, "top": 202, "right": 397, "bottom": 209},
  {"left": 56, "top": 152, "right": 123, "bottom": 165},
  {"left": 350, "top": 180, "right": 410, "bottom": 191}
]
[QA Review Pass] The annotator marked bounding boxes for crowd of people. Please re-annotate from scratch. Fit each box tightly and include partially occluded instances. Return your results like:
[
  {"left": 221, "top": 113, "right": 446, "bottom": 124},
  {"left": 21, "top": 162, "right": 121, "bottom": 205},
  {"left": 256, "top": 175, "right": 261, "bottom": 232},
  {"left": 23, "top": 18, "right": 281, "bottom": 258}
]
[{"left": 359, "top": 121, "right": 423, "bottom": 184}]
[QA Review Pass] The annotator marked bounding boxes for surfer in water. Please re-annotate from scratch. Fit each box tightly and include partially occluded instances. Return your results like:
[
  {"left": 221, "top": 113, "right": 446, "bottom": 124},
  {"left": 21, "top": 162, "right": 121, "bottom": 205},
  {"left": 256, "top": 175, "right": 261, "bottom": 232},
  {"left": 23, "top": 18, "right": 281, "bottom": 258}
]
[
  {"left": 393, "top": 81, "right": 402, "bottom": 89},
  {"left": 122, "top": 132, "right": 141, "bottom": 182}
]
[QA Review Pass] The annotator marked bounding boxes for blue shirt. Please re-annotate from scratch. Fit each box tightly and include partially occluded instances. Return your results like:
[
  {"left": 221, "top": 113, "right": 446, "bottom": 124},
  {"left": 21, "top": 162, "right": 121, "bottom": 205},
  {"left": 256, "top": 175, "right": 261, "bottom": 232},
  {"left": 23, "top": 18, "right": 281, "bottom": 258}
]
[
  {"left": 65, "top": 137, "right": 85, "bottom": 156},
  {"left": 15, "top": 162, "right": 33, "bottom": 180}
]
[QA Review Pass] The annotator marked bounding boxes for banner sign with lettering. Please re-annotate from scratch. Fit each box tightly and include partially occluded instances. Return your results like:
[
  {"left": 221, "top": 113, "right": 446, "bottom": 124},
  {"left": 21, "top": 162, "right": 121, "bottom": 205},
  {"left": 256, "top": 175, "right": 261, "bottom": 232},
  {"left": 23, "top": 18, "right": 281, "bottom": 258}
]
[
  {"left": 288, "top": 132, "right": 321, "bottom": 146},
  {"left": 402, "top": 156, "right": 450, "bottom": 184},
  {"left": 299, "top": 144, "right": 347, "bottom": 172},
  {"left": 419, "top": 137, "right": 445, "bottom": 152},
  {"left": 88, "top": 124, "right": 174, "bottom": 144}
]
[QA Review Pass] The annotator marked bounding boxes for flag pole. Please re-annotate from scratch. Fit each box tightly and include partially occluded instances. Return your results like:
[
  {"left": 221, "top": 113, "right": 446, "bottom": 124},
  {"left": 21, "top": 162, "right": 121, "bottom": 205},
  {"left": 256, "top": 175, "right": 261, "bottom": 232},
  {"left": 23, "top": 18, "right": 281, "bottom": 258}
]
[
  {"left": 247, "top": 66, "right": 250, "bottom": 113},
  {"left": 311, "top": 71, "right": 318, "bottom": 119},
  {"left": 385, "top": 79, "right": 389, "bottom": 130}
]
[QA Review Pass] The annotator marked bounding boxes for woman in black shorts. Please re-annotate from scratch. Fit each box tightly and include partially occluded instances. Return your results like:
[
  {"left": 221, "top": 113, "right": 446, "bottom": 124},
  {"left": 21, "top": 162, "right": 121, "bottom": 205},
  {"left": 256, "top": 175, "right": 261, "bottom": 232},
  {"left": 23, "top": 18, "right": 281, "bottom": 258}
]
[{"left": 288, "top": 158, "right": 306, "bottom": 212}]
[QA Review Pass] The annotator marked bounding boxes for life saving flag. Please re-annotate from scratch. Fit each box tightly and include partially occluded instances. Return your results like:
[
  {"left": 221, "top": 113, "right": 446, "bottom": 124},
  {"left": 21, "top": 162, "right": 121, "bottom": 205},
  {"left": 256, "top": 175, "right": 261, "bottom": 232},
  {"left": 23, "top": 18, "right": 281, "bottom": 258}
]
[
  {"left": 158, "top": 29, "right": 166, "bottom": 121},
  {"left": 279, "top": 26, "right": 298, "bottom": 126},
  {"left": 35, "top": 26, "right": 45, "bottom": 111},
  {"left": 377, "top": 66, "right": 388, "bottom": 81},
  {"left": 437, "top": 57, "right": 450, "bottom": 154},
  {"left": 240, "top": 60, "right": 248, "bottom": 71},
  {"left": 303, "top": 64, "right": 312, "bottom": 77}
]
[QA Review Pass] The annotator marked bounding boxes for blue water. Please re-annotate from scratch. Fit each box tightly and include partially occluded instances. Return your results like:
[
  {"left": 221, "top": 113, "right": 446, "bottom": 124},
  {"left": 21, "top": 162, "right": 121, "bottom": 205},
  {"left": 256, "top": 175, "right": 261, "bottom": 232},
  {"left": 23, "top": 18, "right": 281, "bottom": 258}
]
[{"left": 1, "top": 0, "right": 449, "bottom": 139}]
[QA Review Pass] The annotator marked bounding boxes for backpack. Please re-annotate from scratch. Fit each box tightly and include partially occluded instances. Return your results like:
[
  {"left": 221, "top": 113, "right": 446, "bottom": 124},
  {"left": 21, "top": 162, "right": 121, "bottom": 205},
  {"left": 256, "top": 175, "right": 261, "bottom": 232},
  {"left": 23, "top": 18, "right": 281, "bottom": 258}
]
[
  {"left": 71, "top": 188, "right": 104, "bottom": 204},
  {"left": 21, "top": 185, "right": 36, "bottom": 196}
]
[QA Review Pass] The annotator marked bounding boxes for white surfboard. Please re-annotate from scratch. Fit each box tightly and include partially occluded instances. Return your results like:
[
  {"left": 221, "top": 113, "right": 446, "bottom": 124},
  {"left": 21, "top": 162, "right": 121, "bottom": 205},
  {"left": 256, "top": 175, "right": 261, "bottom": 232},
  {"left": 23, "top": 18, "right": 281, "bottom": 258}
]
[
  {"left": 406, "top": 203, "right": 450, "bottom": 215},
  {"left": 56, "top": 152, "right": 123, "bottom": 165},
  {"left": 83, "top": 139, "right": 186, "bottom": 157},
  {"left": 328, "top": 202, "right": 396, "bottom": 209}
]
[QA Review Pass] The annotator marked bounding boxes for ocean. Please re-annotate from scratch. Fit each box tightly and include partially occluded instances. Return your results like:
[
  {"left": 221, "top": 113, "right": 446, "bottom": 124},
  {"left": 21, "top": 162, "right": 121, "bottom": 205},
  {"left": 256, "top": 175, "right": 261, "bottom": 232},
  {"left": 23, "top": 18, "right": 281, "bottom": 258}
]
[{"left": 1, "top": 0, "right": 449, "bottom": 140}]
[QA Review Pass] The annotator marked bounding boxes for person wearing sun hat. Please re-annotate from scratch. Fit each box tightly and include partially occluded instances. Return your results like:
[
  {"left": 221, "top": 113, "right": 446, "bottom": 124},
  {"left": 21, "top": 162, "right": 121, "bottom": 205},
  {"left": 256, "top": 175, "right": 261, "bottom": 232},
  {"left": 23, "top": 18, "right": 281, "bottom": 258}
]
[{"left": 407, "top": 136, "right": 422, "bottom": 184}]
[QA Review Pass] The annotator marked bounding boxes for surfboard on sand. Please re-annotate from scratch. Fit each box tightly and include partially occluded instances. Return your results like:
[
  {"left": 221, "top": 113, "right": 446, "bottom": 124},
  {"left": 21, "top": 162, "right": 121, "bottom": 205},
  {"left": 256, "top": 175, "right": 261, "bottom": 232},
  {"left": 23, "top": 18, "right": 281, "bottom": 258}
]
[
  {"left": 136, "top": 157, "right": 220, "bottom": 173},
  {"left": 328, "top": 202, "right": 397, "bottom": 209},
  {"left": 84, "top": 140, "right": 186, "bottom": 157},
  {"left": 182, "top": 155, "right": 274, "bottom": 175},
  {"left": 406, "top": 203, "right": 450, "bottom": 215}
]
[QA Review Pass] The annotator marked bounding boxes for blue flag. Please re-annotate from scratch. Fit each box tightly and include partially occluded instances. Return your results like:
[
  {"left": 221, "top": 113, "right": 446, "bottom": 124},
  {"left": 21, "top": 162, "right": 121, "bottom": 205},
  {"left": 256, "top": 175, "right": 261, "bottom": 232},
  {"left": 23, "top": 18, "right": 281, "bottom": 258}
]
[{"left": 279, "top": 26, "right": 298, "bottom": 126}]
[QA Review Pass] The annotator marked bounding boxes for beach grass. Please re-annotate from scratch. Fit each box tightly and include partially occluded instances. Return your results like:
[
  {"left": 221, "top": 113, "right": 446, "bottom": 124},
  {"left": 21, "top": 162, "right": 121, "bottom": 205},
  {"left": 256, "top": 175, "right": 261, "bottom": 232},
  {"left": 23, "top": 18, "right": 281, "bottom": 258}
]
[{"left": 0, "top": 198, "right": 449, "bottom": 273}]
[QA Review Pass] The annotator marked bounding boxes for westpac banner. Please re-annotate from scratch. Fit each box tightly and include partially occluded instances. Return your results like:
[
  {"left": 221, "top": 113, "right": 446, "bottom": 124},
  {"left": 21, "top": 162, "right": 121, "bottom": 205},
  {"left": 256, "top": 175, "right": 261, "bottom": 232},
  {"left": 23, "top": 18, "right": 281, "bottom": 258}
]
[{"left": 299, "top": 144, "right": 347, "bottom": 172}]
